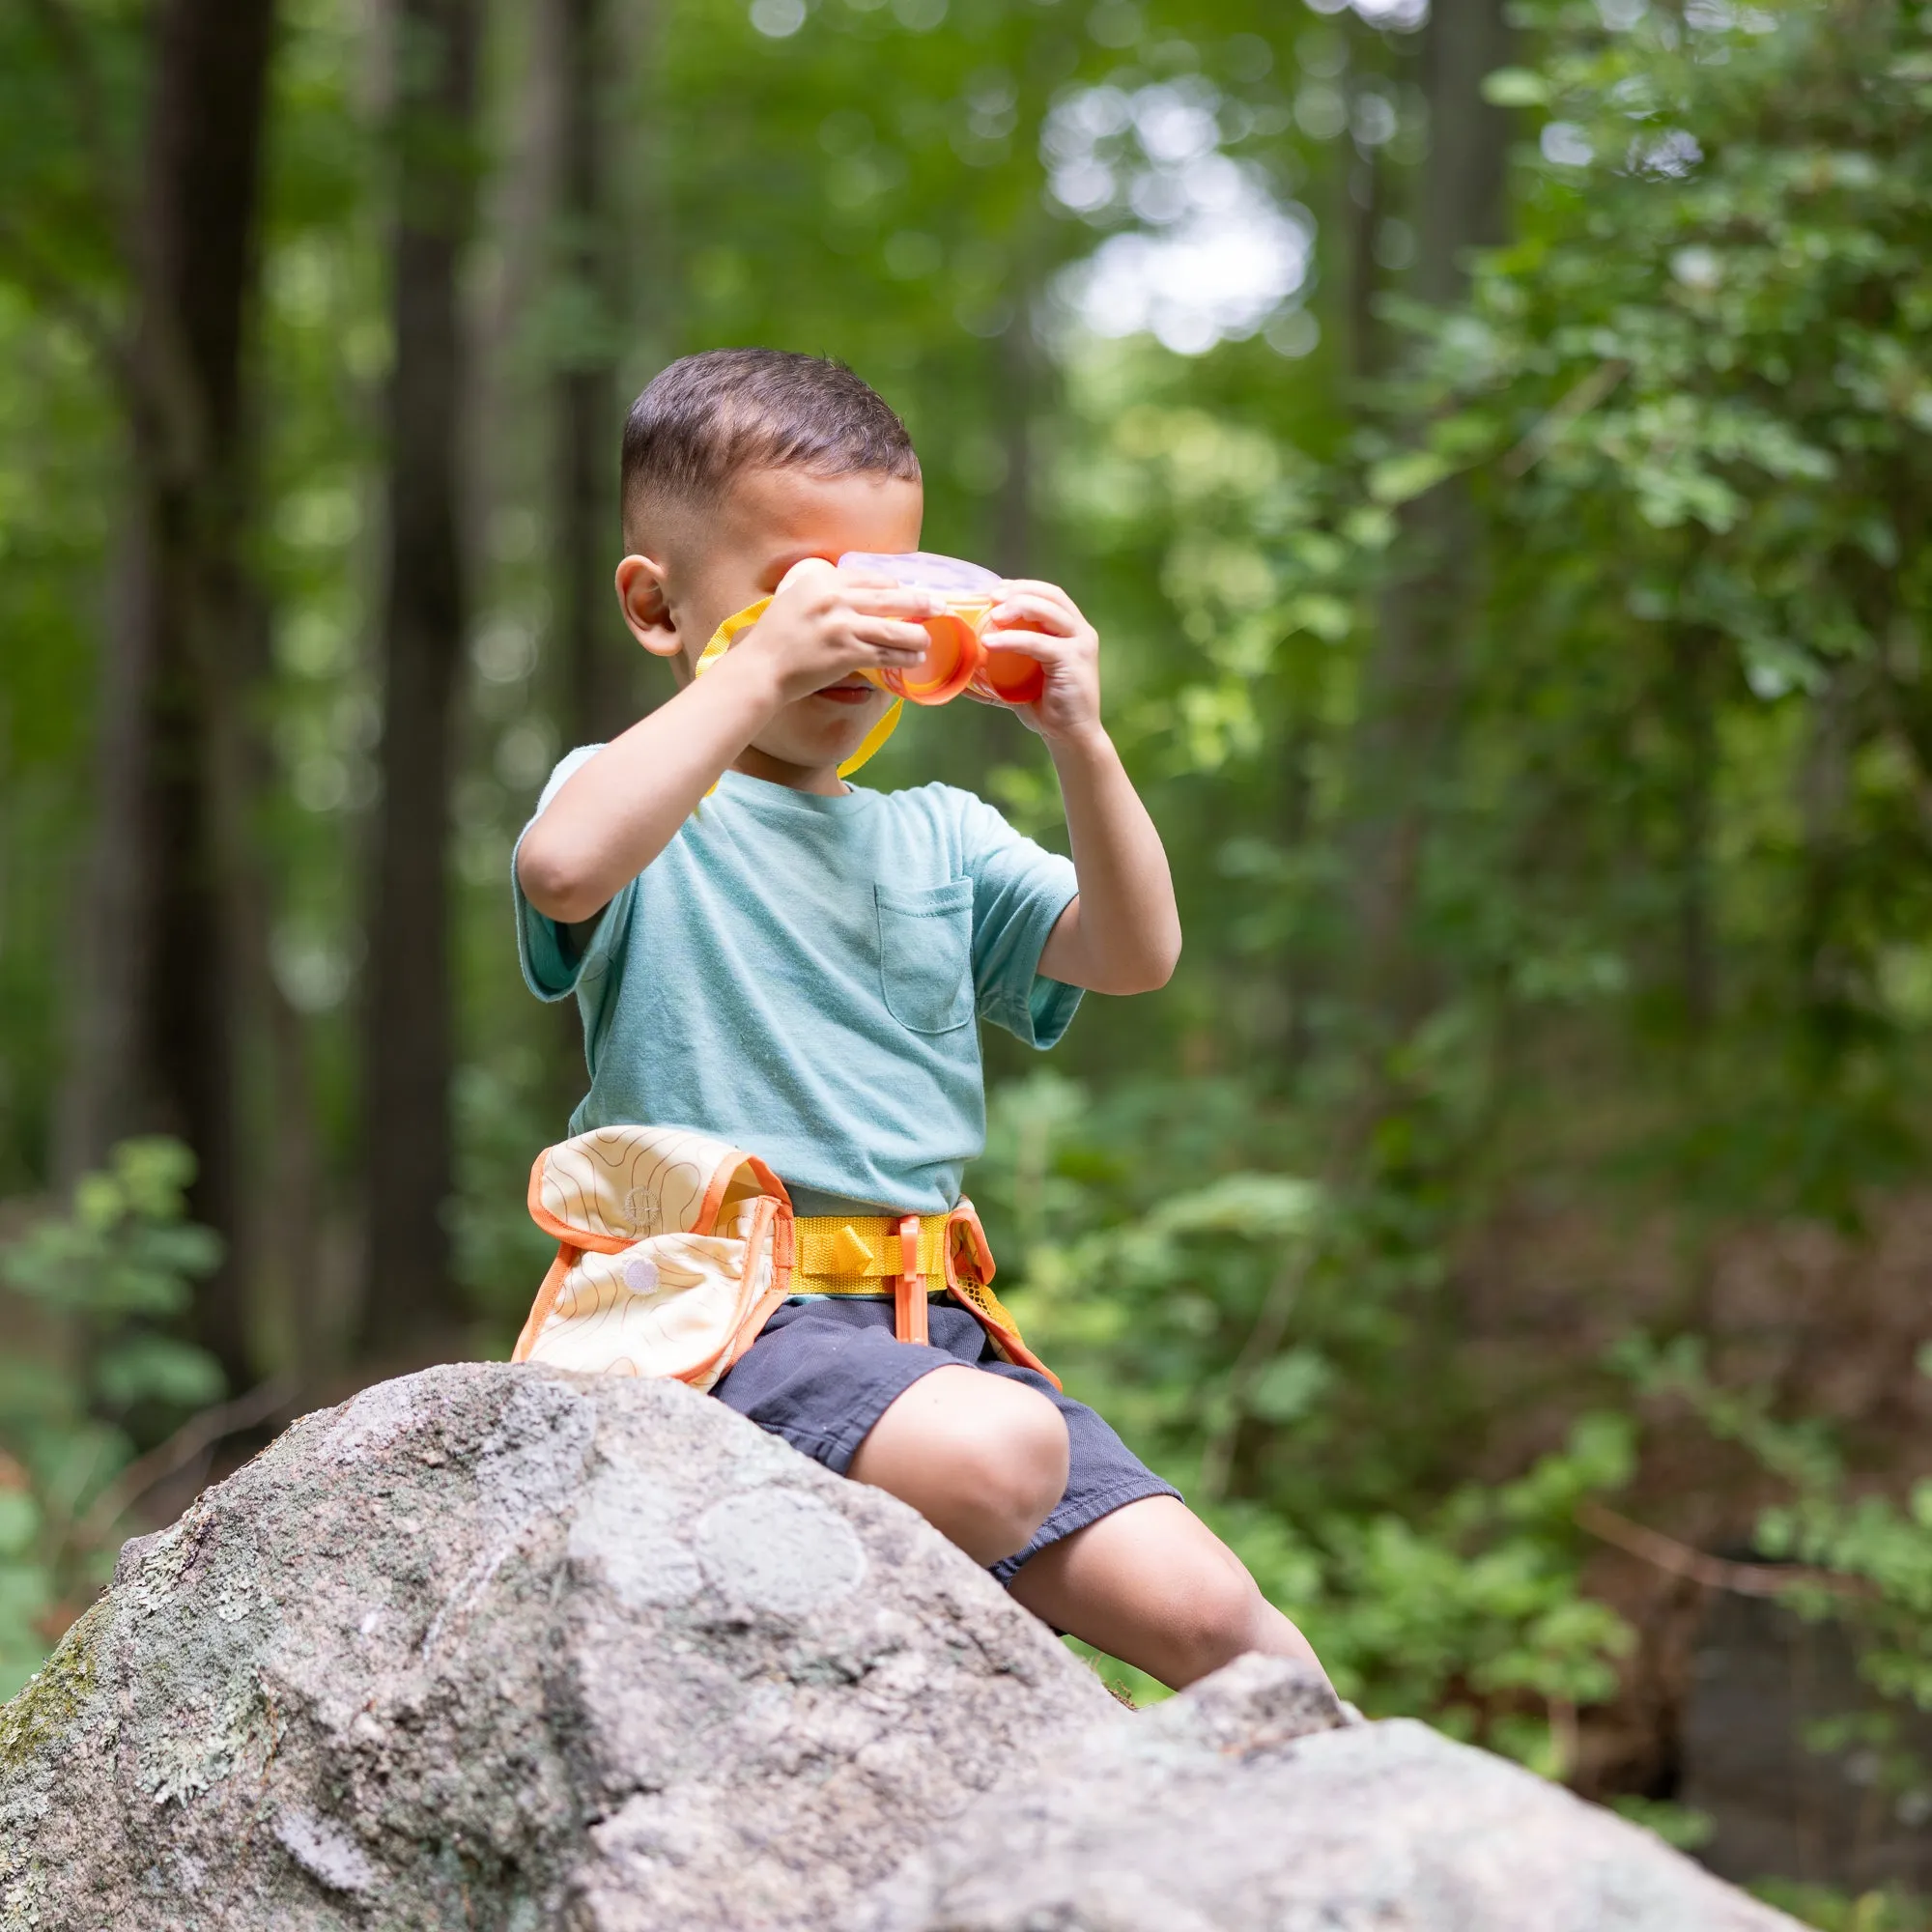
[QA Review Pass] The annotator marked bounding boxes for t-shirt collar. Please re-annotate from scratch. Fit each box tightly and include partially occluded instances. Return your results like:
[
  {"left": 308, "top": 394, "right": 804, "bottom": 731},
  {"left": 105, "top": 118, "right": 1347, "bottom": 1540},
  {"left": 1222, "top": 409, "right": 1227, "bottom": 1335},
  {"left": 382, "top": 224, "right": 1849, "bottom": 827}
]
[{"left": 717, "top": 767, "right": 876, "bottom": 815}]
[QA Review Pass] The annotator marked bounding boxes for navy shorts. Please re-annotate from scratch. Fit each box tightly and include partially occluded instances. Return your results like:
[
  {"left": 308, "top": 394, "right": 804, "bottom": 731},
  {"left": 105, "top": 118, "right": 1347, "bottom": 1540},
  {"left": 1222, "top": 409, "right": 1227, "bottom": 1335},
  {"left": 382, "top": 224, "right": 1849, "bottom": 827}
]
[{"left": 712, "top": 1296, "right": 1181, "bottom": 1584}]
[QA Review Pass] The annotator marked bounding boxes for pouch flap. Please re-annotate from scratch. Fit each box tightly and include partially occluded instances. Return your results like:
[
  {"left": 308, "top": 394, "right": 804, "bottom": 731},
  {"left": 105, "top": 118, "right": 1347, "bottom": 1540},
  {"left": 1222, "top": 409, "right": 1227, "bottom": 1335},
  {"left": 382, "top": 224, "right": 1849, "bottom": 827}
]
[
  {"left": 519, "top": 1196, "right": 783, "bottom": 1389},
  {"left": 527, "top": 1123, "right": 790, "bottom": 1254}
]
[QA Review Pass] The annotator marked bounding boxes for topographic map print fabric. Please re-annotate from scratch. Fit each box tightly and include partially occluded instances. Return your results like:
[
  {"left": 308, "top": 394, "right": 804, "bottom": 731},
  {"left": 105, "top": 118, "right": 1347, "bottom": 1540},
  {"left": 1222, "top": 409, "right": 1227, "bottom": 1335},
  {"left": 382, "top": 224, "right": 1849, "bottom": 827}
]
[{"left": 522, "top": 1124, "right": 784, "bottom": 1387}]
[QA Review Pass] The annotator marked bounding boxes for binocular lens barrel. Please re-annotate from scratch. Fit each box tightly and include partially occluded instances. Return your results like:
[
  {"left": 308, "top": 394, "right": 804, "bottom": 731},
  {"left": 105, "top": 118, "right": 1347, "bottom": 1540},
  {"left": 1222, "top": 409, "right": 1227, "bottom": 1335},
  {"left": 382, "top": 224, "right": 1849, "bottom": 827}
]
[{"left": 863, "top": 601, "right": 1045, "bottom": 707}]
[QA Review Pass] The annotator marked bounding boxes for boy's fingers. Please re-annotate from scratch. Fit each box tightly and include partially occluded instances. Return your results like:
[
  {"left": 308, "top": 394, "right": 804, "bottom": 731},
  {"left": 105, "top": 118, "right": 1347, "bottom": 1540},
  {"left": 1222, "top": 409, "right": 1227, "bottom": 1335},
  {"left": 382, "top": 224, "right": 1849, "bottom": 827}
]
[
  {"left": 964, "top": 685, "right": 1039, "bottom": 711},
  {"left": 846, "top": 584, "right": 944, "bottom": 618},
  {"left": 852, "top": 617, "right": 935, "bottom": 656},
  {"left": 992, "top": 578, "right": 1080, "bottom": 613},
  {"left": 986, "top": 593, "right": 1082, "bottom": 636},
  {"left": 778, "top": 555, "right": 842, "bottom": 593}
]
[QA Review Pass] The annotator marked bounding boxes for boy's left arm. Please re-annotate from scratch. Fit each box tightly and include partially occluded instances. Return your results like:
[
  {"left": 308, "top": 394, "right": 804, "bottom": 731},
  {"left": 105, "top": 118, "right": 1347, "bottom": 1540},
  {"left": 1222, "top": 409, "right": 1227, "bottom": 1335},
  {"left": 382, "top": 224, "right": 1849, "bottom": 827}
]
[{"left": 981, "top": 582, "right": 1180, "bottom": 997}]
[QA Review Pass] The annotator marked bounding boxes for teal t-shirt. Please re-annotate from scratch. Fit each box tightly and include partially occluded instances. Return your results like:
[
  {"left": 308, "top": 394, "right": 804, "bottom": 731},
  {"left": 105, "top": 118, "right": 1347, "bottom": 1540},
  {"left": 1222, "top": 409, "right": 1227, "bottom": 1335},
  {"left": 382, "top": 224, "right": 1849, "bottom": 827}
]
[{"left": 514, "top": 753, "right": 1083, "bottom": 1216}]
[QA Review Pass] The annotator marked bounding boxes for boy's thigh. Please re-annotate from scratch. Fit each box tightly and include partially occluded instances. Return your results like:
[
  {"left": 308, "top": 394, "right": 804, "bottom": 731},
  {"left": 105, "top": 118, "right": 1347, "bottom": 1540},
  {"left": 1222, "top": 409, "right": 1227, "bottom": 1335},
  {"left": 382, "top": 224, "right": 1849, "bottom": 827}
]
[
  {"left": 711, "top": 1299, "right": 972, "bottom": 1474},
  {"left": 846, "top": 1363, "right": 1068, "bottom": 1493},
  {"left": 712, "top": 1298, "right": 1180, "bottom": 1583}
]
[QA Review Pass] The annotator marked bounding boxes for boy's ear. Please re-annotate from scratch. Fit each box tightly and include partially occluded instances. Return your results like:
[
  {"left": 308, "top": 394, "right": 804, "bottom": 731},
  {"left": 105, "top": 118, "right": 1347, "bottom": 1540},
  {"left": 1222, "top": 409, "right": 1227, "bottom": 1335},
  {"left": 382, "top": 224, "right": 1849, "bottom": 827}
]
[{"left": 614, "top": 554, "right": 685, "bottom": 659}]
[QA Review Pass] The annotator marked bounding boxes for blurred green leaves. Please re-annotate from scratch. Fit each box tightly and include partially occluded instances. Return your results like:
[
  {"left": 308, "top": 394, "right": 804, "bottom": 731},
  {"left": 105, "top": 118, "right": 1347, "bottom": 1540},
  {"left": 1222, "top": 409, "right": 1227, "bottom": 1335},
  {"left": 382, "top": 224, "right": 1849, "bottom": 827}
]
[
  {"left": 3, "top": 1139, "right": 223, "bottom": 1326},
  {"left": 0, "top": 1141, "right": 224, "bottom": 1697},
  {"left": 977, "top": 1074, "right": 1637, "bottom": 1770}
]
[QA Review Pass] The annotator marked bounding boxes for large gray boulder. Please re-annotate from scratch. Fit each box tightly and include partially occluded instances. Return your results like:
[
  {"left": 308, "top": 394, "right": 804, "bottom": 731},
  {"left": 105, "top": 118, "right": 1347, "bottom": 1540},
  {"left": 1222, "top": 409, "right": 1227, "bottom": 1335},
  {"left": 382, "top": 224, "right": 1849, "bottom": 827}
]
[
  {"left": 0, "top": 1363, "right": 1119, "bottom": 1930},
  {"left": 871, "top": 1653, "right": 1802, "bottom": 1932},
  {"left": 0, "top": 1362, "right": 1801, "bottom": 1932}
]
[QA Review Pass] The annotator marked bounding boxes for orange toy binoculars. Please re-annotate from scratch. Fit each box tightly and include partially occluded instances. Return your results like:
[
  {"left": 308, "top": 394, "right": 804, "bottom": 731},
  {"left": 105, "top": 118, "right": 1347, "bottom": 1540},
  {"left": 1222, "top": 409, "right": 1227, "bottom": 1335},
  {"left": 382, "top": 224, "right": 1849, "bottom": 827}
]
[{"left": 838, "top": 553, "right": 1046, "bottom": 707}]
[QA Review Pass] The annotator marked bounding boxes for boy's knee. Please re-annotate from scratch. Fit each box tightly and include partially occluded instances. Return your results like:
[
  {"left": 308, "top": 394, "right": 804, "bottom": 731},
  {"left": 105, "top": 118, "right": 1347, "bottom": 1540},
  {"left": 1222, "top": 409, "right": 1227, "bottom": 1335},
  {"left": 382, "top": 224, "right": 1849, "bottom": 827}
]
[
  {"left": 1165, "top": 1551, "right": 1269, "bottom": 1678},
  {"left": 850, "top": 1369, "right": 1070, "bottom": 1566},
  {"left": 952, "top": 1394, "right": 1069, "bottom": 1560}
]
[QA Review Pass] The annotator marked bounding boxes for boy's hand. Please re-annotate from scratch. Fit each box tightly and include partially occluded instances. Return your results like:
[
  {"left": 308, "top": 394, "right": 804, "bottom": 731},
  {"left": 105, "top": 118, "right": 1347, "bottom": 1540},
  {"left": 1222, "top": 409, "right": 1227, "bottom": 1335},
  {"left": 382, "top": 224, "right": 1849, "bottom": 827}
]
[
  {"left": 978, "top": 577, "right": 1180, "bottom": 997},
  {"left": 730, "top": 557, "right": 938, "bottom": 708},
  {"left": 978, "top": 581, "right": 1104, "bottom": 746}
]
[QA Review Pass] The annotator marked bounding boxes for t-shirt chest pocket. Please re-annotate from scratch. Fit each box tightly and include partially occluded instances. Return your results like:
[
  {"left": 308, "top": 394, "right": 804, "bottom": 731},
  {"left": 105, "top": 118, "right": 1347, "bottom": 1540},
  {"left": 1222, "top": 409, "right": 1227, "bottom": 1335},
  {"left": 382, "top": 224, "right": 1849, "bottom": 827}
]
[{"left": 875, "top": 878, "right": 975, "bottom": 1035}]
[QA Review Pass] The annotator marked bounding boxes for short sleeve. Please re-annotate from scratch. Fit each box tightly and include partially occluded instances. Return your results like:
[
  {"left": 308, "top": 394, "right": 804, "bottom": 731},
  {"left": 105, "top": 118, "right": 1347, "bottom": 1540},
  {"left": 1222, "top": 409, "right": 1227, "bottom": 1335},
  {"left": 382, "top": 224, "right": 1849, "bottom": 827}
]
[
  {"left": 512, "top": 746, "right": 631, "bottom": 1002},
  {"left": 959, "top": 794, "right": 1083, "bottom": 1048}
]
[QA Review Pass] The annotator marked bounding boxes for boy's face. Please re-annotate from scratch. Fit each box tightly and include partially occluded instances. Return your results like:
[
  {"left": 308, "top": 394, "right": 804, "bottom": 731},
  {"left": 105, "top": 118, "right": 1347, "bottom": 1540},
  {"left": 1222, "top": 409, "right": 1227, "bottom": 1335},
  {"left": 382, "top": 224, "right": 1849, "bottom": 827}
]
[{"left": 630, "top": 464, "right": 923, "bottom": 780}]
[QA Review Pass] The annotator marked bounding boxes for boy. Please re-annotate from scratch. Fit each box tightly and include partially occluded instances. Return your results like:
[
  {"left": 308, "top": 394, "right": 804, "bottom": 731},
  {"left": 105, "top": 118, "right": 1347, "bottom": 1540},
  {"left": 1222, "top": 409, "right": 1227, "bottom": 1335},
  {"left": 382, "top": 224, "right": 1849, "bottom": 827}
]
[{"left": 515, "top": 348, "right": 1322, "bottom": 1690}]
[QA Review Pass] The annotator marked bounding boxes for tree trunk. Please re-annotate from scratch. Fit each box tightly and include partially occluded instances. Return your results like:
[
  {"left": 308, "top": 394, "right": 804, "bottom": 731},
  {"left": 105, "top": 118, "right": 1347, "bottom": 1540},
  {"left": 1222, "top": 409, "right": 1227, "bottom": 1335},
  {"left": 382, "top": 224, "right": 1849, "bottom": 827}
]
[
  {"left": 59, "top": 530, "right": 156, "bottom": 1191},
  {"left": 1345, "top": 150, "right": 1382, "bottom": 384},
  {"left": 1349, "top": 0, "right": 1510, "bottom": 1022},
  {"left": 1413, "top": 0, "right": 1510, "bottom": 311},
  {"left": 553, "top": 0, "right": 629, "bottom": 750},
  {"left": 62, "top": 0, "right": 278, "bottom": 1394},
  {"left": 1673, "top": 626, "right": 1719, "bottom": 1038},
  {"left": 359, "top": 0, "right": 482, "bottom": 1358}
]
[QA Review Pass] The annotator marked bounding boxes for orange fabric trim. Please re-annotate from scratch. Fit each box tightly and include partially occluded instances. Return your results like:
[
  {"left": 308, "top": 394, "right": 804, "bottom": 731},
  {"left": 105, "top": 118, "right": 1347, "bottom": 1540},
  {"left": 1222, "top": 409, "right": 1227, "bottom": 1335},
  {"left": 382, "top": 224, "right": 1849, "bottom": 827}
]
[
  {"left": 945, "top": 1200, "right": 996, "bottom": 1287},
  {"left": 667, "top": 1195, "right": 781, "bottom": 1387},
  {"left": 693, "top": 1151, "right": 738, "bottom": 1238},
  {"left": 771, "top": 1203, "right": 795, "bottom": 1298},
  {"left": 744, "top": 1155, "right": 792, "bottom": 1210},
  {"left": 513, "top": 1243, "right": 578, "bottom": 1362},
  {"left": 710, "top": 1195, "right": 795, "bottom": 1378},
  {"left": 690, "top": 1151, "right": 790, "bottom": 1239},
  {"left": 525, "top": 1148, "right": 630, "bottom": 1254},
  {"left": 741, "top": 1156, "right": 795, "bottom": 1298}
]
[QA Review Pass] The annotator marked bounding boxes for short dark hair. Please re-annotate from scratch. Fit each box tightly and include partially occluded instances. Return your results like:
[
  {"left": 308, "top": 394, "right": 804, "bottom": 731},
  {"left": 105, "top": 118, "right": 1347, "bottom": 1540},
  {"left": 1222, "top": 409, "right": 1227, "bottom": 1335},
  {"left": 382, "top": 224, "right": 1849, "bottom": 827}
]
[{"left": 620, "top": 348, "right": 920, "bottom": 545}]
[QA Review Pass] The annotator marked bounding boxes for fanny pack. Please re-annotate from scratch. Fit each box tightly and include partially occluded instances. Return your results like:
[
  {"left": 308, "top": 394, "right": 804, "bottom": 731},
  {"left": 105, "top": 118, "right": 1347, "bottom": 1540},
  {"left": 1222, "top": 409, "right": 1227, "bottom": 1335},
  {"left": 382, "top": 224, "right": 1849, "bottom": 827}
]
[{"left": 511, "top": 1123, "right": 1056, "bottom": 1391}]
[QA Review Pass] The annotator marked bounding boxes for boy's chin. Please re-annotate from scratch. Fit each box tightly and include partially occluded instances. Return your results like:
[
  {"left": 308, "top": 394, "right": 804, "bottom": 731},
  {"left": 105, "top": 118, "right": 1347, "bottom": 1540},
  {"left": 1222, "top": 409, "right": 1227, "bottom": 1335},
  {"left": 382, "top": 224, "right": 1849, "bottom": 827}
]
[
  {"left": 753, "top": 704, "right": 895, "bottom": 772},
  {"left": 748, "top": 721, "right": 889, "bottom": 773}
]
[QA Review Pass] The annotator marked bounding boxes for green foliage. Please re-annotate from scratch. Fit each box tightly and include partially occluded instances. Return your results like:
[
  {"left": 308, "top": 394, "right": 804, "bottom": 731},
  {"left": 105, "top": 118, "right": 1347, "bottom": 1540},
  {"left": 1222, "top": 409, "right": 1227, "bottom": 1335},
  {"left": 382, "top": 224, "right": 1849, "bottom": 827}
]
[
  {"left": 1614, "top": 1329, "right": 1932, "bottom": 1830},
  {"left": 451, "top": 1049, "right": 573, "bottom": 1345},
  {"left": 0, "top": 1140, "right": 223, "bottom": 1697},
  {"left": 1753, "top": 1881, "right": 1932, "bottom": 1932},
  {"left": 980, "top": 1073, "right": 1636, "bottom": 1773},
  {"left": 1610, "top": 1795, "right": 1716, "bottom": 1853},
  {"left": 2, "top": 1139, "right": 224, "bottom": 1328},
  {"left": 1627, "top": 1330, "right": 1932, "bottom": 1712}
]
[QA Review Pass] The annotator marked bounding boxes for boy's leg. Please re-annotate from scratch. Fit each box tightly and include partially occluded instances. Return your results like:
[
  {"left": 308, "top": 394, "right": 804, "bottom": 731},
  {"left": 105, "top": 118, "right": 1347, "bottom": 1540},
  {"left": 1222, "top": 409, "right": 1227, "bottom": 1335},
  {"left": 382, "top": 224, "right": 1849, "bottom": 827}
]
[
  {"left": 1005, "top": 1494, "right": 1328, "bottom": 1692},
  {"left": 737, "top": 1303, "right": 1321, "bottom": 1690},
  {"left": 847, "top": 1364, "right": 1070, "bottom": 1566}
]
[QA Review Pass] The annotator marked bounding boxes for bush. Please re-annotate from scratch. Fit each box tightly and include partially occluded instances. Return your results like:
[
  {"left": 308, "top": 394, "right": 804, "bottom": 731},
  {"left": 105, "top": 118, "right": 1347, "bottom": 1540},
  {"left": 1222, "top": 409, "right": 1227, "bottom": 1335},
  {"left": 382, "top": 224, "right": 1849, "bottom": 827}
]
[{"left": 0, "top": 1138, "right": 223, "bottom": 1696}]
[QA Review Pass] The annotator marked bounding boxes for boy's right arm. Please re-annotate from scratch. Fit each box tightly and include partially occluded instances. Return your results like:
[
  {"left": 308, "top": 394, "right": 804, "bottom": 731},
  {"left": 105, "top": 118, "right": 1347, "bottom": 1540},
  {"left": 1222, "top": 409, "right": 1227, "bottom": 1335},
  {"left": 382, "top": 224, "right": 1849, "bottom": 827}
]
[{"left": 517, "top": 563, "right": 937, "bottom": 923}]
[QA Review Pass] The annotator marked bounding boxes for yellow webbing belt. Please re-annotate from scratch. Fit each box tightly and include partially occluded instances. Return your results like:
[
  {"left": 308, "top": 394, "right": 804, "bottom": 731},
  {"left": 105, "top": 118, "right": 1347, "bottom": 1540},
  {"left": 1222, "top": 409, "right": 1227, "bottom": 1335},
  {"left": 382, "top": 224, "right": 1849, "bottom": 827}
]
[
  {"left": 794, "top": 1211, "right": 954, "bottom": 1348},
  {"left": 792, "top": 1213, "right": 953, "bottom": 1293},
  {"left": 787, "top": 1207, "right": 1055, "bottom": 1382}
]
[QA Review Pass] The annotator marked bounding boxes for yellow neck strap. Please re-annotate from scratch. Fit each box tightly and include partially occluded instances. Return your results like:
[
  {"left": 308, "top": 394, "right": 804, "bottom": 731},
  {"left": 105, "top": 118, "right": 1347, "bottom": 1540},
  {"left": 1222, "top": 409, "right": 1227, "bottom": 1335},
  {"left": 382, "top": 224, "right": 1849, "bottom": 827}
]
[{"left": 696, "top": 598, "right": 903, "bottom": 781}]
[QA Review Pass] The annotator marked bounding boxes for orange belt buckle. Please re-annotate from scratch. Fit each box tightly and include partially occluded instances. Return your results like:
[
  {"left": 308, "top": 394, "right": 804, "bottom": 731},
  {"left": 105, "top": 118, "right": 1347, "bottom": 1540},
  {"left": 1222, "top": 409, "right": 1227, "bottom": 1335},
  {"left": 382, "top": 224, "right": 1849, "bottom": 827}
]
[{"left": 894, "top": 1213, "right": 927, "bottom": 1347}]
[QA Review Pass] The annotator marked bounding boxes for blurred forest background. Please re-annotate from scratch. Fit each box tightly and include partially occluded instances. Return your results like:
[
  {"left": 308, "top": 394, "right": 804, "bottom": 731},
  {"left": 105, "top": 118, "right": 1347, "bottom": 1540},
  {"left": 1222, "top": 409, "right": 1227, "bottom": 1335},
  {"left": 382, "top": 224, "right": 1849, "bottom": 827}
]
[{"left": 4, "top": 0, "right": 1932, "bottom": 1918}]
